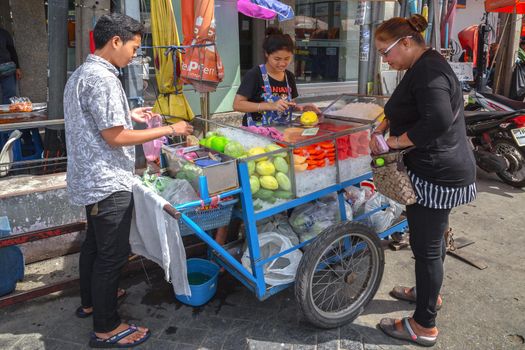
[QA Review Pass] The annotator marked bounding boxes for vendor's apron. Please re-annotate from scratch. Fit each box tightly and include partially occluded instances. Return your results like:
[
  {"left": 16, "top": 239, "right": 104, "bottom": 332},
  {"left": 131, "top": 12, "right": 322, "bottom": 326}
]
[{"left": 245, "top": 64, "right": 292, "bottom": 126}]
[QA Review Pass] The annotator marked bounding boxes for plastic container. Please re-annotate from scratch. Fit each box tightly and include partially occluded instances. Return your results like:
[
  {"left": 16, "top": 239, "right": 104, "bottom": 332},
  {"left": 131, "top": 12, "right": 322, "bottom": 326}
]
[
  {"left": 175, "top": 258, "right": 220, "bottom": 306},
  {"left": 162, "top": 144, "right": 239, "bottom": 196},
  {"left": 178, "top": 199, "right": 238, "bottom": 236}
]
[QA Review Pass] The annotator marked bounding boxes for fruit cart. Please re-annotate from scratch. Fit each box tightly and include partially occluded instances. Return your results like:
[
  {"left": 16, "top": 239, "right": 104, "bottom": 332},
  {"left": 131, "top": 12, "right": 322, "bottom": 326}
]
[{"left": 161, "top": 94, "right": 408, "bottom": 329}]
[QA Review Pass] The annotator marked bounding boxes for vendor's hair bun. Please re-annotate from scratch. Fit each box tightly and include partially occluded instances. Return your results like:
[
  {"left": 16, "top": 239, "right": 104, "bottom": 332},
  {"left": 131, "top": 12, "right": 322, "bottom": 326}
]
[
  {"left": 407, "top": 14, "right": 428, "bottom": 33},
  {"left": 265, "top": 27, "right": 284, "bottom": 37}
]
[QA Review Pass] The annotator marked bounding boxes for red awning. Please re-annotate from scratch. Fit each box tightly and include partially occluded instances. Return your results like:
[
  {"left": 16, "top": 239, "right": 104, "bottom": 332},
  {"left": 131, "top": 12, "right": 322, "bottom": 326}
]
[{"left": 485, "top": 0, "right": 525, "bottom": 13}]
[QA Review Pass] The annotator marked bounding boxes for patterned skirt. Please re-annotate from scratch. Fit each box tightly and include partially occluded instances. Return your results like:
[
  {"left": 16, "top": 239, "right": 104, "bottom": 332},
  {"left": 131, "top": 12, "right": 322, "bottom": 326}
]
[{"left": 408, "top": 170, "right": 477, "bottom": 209}]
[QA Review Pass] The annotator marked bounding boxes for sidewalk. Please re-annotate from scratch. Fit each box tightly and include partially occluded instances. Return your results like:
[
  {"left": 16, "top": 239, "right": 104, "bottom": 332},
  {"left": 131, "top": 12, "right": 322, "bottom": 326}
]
[{"left": 0, "top": 171, "right": 524, "bottom": 350}]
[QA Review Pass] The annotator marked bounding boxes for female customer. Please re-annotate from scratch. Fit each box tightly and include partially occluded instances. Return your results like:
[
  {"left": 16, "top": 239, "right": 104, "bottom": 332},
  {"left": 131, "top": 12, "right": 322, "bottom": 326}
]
[
  {"left": 371, "top": 14, "right": 476, "bottom": 347},
  {"left": 233, "top": 28, "right": 319, "bottom": 126}
]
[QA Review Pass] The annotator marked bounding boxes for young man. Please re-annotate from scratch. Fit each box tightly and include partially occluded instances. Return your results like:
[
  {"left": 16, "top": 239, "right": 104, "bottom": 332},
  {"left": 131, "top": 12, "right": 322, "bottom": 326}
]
[{"left": 64, "top": 13, "right": 192, "bottom": 348}]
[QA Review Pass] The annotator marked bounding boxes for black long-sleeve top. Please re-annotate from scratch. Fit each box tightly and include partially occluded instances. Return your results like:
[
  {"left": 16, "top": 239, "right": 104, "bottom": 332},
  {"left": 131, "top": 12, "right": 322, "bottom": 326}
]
[
  {"left": 384, "top": 49, "right": 476, "bottom": 187},
  {"left": 0, "top": 28, "right": 20, "bottom": 68}
]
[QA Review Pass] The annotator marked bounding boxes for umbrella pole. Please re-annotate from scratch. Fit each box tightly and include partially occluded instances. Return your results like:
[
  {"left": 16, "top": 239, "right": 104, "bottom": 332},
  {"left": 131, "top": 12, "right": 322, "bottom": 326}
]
[{"left": 200, "top": 92, "right": 210, "bottom": 136}]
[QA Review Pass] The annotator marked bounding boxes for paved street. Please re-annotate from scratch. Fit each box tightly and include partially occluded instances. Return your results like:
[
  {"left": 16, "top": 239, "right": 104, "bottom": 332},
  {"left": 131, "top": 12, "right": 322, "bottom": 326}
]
[{"left": 1, "top": 170, "right": 524, "bottom": 350}]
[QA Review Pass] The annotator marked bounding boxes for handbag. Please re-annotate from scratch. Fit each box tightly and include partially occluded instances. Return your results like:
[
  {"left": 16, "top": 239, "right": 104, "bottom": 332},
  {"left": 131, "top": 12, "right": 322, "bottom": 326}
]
[
  {"left": 371, "top": 148, "right": 417, "bottom": 205},
  {"left": 0, "top": 62, "right": 16, "bottom": 78}
]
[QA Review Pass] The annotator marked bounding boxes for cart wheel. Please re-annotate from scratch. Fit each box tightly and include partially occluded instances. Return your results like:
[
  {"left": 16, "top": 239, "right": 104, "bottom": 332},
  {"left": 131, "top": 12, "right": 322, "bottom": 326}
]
[{"left": 295, "top": 222, "right": 384, "bottom": 329}]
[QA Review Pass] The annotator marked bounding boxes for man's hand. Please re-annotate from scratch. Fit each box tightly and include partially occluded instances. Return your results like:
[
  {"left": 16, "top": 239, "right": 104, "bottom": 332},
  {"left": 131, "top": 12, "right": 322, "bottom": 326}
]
[
  {"left": 170, "top": 121, "right": 193, "bottom": 136},
  {"left": 130, "top": 107, "right": 159, "bottom": 124},
  {"left": 15, "top": 69, "right": 21, "bottom": 80}
]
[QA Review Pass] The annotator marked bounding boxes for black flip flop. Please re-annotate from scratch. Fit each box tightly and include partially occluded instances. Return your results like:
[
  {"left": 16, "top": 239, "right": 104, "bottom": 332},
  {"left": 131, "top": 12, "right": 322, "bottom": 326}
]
[{"left": 89, "top": 325, "right": 151, "bottom": 348}]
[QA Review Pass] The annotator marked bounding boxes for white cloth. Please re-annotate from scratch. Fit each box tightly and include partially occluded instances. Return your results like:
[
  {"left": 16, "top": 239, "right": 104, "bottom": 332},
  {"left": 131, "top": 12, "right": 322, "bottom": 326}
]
[{"left": 130, "top": 181, "right": 191, "bottom": 296}]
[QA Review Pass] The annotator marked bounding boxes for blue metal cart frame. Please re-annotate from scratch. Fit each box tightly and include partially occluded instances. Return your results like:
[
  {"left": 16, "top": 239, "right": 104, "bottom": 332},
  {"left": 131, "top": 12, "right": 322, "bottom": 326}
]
[{"left": 170, "top": 162, "right": 408, "bottom": 302}]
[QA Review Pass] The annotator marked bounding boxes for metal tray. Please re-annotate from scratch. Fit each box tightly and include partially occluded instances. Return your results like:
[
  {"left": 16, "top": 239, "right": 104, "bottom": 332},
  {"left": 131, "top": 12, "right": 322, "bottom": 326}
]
[
  {"left": 162, "top": 144, "right": 239, "bottom": 196},
  {"left": 322, "top": 94, "right": 388, "bottom": 124}
]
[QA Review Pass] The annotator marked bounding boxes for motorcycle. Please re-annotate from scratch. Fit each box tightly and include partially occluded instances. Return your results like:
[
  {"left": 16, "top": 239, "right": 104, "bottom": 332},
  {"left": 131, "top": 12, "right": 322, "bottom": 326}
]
[{"left": 464, "top": 108, "right": 525, "bottom": 187}]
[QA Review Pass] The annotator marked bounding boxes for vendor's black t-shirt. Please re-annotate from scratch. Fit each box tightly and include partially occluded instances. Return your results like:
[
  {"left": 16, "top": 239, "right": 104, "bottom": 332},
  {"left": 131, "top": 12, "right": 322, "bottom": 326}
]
[
  {"left": 236, "top": 65, "right": 298, "bottom": 125},
  {"left": 384, "top": 49, "right": 476, "bottom": 187}
]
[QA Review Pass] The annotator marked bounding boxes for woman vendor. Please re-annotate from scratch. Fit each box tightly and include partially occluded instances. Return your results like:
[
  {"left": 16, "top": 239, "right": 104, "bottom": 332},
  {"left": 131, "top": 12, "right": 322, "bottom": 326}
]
[{"left": 233, "top": 28, "right": 320, "bottom": 126}]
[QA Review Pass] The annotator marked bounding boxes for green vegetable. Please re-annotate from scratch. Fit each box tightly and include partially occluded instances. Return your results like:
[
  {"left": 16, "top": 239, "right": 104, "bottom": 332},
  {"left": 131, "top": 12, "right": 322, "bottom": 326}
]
[
  {"left": 274, "top": 190, "right": 293, "bottom": 199},
  {"left": 273, "top": 157, "right": 289, "bottom": 174},
  {"left": 256, "top": 161, "right": 276, "bottom": 176},
  {"left": 224, "top": 141, "right": 245, "bottom": 158},
  {"left": 254, "top": 188, "right": 274, "bottom": 200},
  {"left": 275, "top": 172, "right": 291, "bottom": 191},
  {"left": 210, "top": 136, "right": 229, "bottom": 152},
  {"left": 260, "top": 175, "right": 279, "bottom": 190},
  {"left": 247, "top": 160, "right": 255, "bottom": 175},
  {"left": 265, "top": 144, "right": 287, "bottom": 157},
  {"left": 249, "top": 175, "right": 260, "bottom": 194}
]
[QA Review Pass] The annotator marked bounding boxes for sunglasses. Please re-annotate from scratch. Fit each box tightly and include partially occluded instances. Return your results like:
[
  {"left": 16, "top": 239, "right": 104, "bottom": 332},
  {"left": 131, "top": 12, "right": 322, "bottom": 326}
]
[{"left": 379, "top": 36, "right": 413, "bottom": 57}]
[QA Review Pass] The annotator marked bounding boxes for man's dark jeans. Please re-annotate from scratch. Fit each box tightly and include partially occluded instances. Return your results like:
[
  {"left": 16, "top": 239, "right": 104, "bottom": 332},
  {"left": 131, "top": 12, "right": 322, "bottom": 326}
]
[
  {"left": 0, "top": 73, "right": 16, "bottom": 104},
  {"left": 80, "top": 191, "right": 134, "bottom": 333}
]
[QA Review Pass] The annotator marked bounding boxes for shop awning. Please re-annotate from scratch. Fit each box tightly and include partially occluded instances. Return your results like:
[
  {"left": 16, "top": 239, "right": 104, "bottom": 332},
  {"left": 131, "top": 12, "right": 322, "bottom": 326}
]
[{"left": 485, "top": 0, "right": 525, "bottom": 13}]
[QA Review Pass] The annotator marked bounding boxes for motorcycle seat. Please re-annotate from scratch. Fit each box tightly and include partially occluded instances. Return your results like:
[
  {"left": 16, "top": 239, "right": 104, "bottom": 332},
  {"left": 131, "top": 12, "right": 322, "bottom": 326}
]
[
  {"left": 464, "top": 110, "right": 516, "bottom": 123},
  {"left": 479, "top": 92, "right": 525, "bottom": 110}
]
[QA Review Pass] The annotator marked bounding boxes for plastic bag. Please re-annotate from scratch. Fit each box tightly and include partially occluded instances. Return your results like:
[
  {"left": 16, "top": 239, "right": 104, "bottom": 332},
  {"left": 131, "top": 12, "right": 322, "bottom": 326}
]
[
  {"left": 289, "top": 194, "right": 352, "bottom": 243},
  {"left": 140, "top": 173, "right": 174, "bottom": 194},
  {"left": 159, "top": 178, "right": 200, "bottom": 205},
  {"left": 257, "top": 214, "right": 300, "bottom": 246},
  {"left": 364, "top": 192, "right": 403, "bottom": 233},
  {"left": 241, "top": 232, "right": 302, "bottom": 286},
  {"left": 142, "top": 115, "right": 167, "bottom": 161},
  {"left": 510, "top": 62, "right": 525, "bottom": 101},
  {"left": 344, "top": 186, "right": 373, "bottom": 216}
]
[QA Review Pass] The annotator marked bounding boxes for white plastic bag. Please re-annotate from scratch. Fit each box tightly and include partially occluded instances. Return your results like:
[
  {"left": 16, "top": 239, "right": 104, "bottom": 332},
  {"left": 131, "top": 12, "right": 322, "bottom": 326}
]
[
  {"left": 159, "top": 178, "right": 200, "bottom": 205},
  {"left": 289, "top": 194, "right": 352, "bottom": 243},
  {"left": 257, "top": 214, "right": 300, "bottom": 246},
  {"left": 344, "top": 186, "right": 373, "bottom": 216},
  {"left": 241, "top": 232, "right": 302, "bottom": 286},
  {"left": 364, "top": 192, "right": 403, "bottom": 233}
]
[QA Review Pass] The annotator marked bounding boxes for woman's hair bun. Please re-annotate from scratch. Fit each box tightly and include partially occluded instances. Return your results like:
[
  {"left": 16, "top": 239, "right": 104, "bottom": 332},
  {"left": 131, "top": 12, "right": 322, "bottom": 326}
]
[
  {"left": 407, "top": 14, "right": 428, "bottom": 33},
  {"left": 265, "top": 27, "right": 284, "bottom": 37}
]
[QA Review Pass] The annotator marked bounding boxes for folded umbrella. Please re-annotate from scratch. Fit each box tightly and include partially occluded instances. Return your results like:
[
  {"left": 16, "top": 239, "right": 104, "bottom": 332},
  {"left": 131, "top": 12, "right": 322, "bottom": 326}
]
[
  {"left": 181, "top": 0, "right": 224, "bottom": 93},
  {"left": 151, "top": 0, "right": 194, "bottom": 122}
]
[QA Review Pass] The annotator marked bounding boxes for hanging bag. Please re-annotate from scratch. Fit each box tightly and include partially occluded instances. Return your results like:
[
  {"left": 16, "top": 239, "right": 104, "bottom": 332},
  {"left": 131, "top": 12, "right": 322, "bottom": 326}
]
[
  {"left": 371, "top": 148, "right": 416, "bottom": 205},
  {"left": 371, "top": 108, "right": 461, "bottom": 205}
]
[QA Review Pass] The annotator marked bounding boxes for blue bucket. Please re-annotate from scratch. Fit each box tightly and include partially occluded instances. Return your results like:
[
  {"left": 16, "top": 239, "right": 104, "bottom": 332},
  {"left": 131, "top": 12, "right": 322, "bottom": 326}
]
[{"left": 175, "top": 258, "right": 220, "bottom": 307}]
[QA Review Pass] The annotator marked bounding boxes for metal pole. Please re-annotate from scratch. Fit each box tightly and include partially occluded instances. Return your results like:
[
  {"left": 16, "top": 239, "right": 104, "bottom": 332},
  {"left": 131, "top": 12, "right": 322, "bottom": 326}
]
[
  {"left": 368, "top": 2, "right": 382, "bottom": 95},
  {"left": 47, "top": 0, "right": 68, "bottom": 122},
  {"left": 201, "top": 92, "right": 210, "bottom": 135},
  {"left": 358, "top": 1, "right": 372, "bottom": 95}
]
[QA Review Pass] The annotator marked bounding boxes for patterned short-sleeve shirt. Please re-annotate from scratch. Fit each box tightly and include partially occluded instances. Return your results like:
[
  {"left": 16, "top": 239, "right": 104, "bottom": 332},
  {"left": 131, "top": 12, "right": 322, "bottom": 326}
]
[{"left": 64, "top": 54, "right": 135, "bottom": 206}]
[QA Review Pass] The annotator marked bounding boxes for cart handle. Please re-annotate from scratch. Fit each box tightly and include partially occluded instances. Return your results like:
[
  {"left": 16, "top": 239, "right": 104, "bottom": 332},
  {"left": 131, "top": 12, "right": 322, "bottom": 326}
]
[{"left": 163, "top": 204, "right": 181, "bottom": 220}]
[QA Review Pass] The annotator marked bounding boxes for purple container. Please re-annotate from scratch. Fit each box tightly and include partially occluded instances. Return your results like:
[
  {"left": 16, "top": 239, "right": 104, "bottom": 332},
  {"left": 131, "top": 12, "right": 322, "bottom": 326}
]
[{"left": 372, "top": 133, "right": 389, "bottom": 154}]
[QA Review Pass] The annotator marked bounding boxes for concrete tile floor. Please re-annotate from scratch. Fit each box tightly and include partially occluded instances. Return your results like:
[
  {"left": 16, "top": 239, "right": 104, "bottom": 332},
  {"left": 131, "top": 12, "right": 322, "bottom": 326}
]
[{"left": 1, "top": 172, "right": 524, "bottom": 350}]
